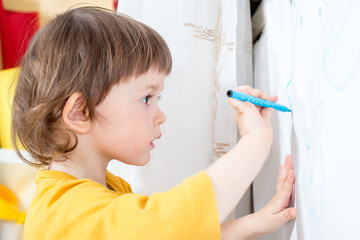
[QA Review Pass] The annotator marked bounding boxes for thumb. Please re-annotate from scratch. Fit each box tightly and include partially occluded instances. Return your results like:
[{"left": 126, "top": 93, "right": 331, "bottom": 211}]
[
  {"left": 260, "top": 106, "right": 274, "bottom": 121},
  {"left": 276, "top": 208, "right": 296, "bottom": 226},
  {"left": 227, "top": 98, "right": 251, "bottom": 114}
]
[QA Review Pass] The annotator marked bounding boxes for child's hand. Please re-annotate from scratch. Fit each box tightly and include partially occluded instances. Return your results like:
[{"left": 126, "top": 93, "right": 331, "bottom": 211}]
[
  {"left": 220, "top": 155, "right": 296, "bottom": 240},
  {"left": 227, "top": 86, "right": 278, "bottom": 143},
  {"left": 250, "top": 154, "right": 296, "bottom": 237}
]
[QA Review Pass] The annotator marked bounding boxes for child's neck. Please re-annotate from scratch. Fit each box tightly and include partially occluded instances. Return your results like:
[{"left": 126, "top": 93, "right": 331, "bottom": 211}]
[{"left": 49, "top": 156, "right": 110, "bottom": 188}]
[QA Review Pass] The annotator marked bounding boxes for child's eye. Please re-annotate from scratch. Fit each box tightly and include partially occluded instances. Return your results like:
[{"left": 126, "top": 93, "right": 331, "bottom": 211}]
[{"left": 142, "top": 95, "right": 153, "bottom": 104}]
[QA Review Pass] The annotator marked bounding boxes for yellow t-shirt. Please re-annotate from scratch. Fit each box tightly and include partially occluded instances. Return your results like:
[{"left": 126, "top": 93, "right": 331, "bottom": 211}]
[{"left": 23, "top": 170, "right": 221, "bottom": 239}]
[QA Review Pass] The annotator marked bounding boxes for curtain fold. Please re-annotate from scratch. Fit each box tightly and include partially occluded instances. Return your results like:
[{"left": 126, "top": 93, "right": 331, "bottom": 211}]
[{"left": 113, "top": 2, "right": 251, "bottom": 215}]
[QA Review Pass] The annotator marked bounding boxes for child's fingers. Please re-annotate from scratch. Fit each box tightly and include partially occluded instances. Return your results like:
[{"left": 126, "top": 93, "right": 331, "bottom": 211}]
[
  {"left": 231, "top": 86, "right": 277, "bottom": 103},
  {"left": 276, "top": 155, "right": 293, "bottom": 192},
  {"left": 277, "top": 208, "right": 296, "bottom": 224},
  {"left": 268, "top": 207, "right": 296, "bottom": 234},
  {"left": 257, "top": 155, "right": 296, "bottom": 233},
  {"left": 267, "top": 95, "right": 278, "bottom": 103},
  {"left": 255, "top": 91, "right": 278, "bottom": 104},
  {"left": 260, "top": 106, "right": 275, "bottom": 120},
  {"left": 284, "top": 154, "right": 293, "bottom": 170},
  {"left": 227, "top": 98, "right": 253, "bottom": 114},
  {"left": 261, "top": 207, "right": 296, "bottom": 233},
  {"left": 276, "top": 164, "right": 287, "bottom": 192},
  {"left": 256, "top": 90, "right": 269, "bottom": 100},
  {"left": 259, "top": 94, "right": 277, "bottom": 118},
  {"left": 273, "top": 169, "right": 295, "bottom": 211},
  {"left": 253, "top": 89, "right": 262, "bottom": 98},
  {"left": 232, "top": 85, "right": 254, "bottom": 96},
  {"left": 229, "top": 86, "right": 256, "bottom": 113},
  {"left": 281, "top": 170, "right": 295, "bottom": 199},
  {"left": 229, "top": 87, "right": 279, "bottom": 120},
  {"left": 232, "top": 86, "right": 269, "bottom": 100}
]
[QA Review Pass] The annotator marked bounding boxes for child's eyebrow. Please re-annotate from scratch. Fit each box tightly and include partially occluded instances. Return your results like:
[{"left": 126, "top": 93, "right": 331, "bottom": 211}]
[{"left": 141, "top": 84, "right": 164, "bottom": 92}]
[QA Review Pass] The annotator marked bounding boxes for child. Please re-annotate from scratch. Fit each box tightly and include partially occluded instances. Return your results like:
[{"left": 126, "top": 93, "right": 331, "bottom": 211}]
[{"left": 11, "top": 7, "right": 296, "bottom": 239}]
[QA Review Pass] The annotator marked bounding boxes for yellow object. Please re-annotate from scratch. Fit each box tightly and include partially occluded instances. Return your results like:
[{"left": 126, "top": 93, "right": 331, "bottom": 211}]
[
  {"left": 24, "top": 170, "right": 220, "bottom": 239},
  {"left": 3, "top": 0, "right": 114, "bottom": 26},
  {"left": 0, "top": 185, "right": 26, "bottom": 224},
  {"left": 0, "top": 67, "right": 18, "bottom": 149}
]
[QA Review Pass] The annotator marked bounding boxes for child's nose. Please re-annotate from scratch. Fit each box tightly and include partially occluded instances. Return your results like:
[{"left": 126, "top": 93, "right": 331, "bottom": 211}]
[{"left": 154, "top": 108, "right": 166, "bottom": 126}]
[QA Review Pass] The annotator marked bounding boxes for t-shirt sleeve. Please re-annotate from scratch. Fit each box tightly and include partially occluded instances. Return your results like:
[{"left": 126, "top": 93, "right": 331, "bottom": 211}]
[
  {"left": 67, "top": 171, "right": 220, "bottom": 239},
  {"left": 119, "top": 171, "right": 220, "bottom": 239}
]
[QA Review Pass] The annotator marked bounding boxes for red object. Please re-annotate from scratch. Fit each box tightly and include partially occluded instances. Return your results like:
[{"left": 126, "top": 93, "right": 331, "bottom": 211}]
[
  {"left": 113, "top": 0, "right": 118, "bottom": 10},
  {"left": 0, "top": 0, "right": 39, "bottom": 69}
]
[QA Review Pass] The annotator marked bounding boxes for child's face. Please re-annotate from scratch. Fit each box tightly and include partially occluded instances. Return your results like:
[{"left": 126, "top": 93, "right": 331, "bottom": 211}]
[{"left": 89, "top": 69, "right": 166, "bottom": 166}]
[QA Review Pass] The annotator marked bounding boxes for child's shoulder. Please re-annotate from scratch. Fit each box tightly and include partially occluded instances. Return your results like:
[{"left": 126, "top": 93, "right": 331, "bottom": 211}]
[
  {"left": 34, "top": 169, "right": 132, "bottom": 195},
  {"left": 25, "top": 170, "right": 133, "bottom": 239},
  {"left": 105, "top": 170, "right": 133, "bottom": 193}
]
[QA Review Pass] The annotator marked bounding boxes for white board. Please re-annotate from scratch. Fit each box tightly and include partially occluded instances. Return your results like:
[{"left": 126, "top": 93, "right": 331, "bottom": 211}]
[{"left": 253, "top": 0, "right": 360, "bottom": 239}]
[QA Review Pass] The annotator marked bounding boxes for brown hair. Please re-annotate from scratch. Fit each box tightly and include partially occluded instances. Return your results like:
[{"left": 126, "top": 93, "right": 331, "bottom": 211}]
[{"left": 11, "top": 6, "right": 172, "bottom": 167}]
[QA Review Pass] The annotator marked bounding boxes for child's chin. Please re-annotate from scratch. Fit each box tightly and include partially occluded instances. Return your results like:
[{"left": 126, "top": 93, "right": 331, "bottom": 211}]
[
  {"left": 113, "top": 152, "right": 151, "bottom": 166},
  {"left": 131, "top": 156, "right": 151, "bottom": 166}
]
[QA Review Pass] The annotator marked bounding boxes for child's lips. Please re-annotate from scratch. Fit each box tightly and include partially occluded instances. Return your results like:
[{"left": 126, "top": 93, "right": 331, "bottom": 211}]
[{"left": 150, "top": 134, "right": 161, "bottom": 149}]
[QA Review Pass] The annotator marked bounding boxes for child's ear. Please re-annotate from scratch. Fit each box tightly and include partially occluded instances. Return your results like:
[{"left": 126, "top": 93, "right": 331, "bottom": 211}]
[{"left": 62, "top": 92, "right": 91, "bottom": 134}]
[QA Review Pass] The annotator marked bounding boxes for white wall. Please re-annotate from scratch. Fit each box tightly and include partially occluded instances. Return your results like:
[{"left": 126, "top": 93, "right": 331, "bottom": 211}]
[{"left": 253, "top": 0, "right": 360, "bottom": 239}]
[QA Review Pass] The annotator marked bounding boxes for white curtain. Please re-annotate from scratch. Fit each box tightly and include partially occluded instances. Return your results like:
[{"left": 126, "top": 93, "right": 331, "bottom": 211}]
[{"left": 113, "top": 0, "right": 253, "bottom": 219}]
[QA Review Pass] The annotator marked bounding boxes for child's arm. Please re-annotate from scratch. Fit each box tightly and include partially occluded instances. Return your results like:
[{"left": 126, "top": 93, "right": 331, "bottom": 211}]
[
  {"left": 206, "top": 86, "right": 278, "bottom": 222},
  {"left": 220, "top": 155, "right": 296, "bottom": 239}
]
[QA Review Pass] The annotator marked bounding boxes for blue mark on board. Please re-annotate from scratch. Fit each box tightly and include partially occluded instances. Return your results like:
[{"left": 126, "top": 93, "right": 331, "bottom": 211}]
[
  {"left": 286, "top": 76, "right": 292, "bottom": 90},
  {"left": 322, "top": 3, "right": 360, "bottom": 92}
]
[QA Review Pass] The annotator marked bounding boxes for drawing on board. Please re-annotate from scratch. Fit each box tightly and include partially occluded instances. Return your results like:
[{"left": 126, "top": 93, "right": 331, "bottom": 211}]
[{"left": 254, "top": 1, "right": 360, "bottom": 239}]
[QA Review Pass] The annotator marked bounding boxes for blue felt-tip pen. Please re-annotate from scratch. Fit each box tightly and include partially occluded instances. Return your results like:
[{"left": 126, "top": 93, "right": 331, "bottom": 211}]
[{"left": 227, "top": 90, "right": 291, "bottom": 112}]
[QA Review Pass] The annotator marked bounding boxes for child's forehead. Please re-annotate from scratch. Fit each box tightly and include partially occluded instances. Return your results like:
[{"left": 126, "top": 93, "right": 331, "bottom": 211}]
[
  {"left": 132, "top": 70, "right": 166, "bottom": 86},
  {"left": 118, "top": 70, "right": 166, "bottom": 92},
  {"left": 139, "top": 83, "right": 164, "bottom": 92}
]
